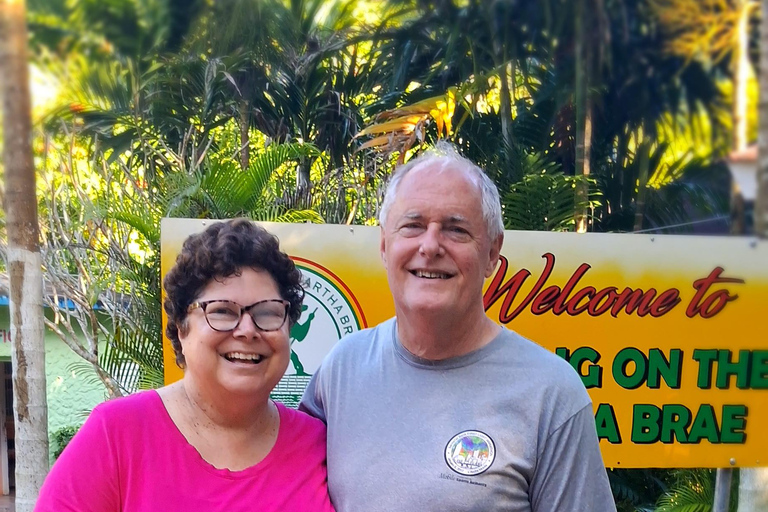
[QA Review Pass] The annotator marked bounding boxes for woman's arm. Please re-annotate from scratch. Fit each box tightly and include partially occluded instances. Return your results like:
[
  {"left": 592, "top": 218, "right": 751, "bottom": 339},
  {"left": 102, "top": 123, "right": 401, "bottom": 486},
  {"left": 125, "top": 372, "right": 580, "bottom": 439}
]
[{"left": 35, "top": 405, "right": 120, "bottom": 512}]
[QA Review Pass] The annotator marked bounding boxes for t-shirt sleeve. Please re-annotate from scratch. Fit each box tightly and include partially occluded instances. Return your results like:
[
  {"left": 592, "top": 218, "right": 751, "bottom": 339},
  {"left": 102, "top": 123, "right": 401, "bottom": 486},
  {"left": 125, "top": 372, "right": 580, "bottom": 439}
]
[
  {"left": 35, "top": 405, "right": 120, "bottom": 512},
  {"left": 299, "top": 370, "right": 327, "bottom": 423},
  {"left": 529, "top": 405, "right": 617, "bottom": 512}
]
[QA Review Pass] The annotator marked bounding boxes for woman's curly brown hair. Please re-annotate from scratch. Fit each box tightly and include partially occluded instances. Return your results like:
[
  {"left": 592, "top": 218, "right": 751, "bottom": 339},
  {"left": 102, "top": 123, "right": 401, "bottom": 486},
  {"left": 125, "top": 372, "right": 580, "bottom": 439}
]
[{"left": 163, "top": 219, "right": 304, "bottom": 368}]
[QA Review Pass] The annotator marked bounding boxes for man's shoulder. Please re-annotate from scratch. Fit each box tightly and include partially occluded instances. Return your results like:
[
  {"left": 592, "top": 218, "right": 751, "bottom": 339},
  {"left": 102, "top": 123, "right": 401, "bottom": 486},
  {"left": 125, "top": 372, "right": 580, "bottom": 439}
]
[
  {"left": 496, "top": 328, "right": 589, "bottom": 398},
  {"left": 322, "top": 317, "right": 395, "bottom": 363}
]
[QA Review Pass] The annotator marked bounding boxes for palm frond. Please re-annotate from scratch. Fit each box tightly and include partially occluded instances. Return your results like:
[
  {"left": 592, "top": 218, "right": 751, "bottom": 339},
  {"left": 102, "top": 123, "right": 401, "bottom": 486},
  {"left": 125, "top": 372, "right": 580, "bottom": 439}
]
[{"left": 503, "top": 172, "right": 600, "bottom": 232}]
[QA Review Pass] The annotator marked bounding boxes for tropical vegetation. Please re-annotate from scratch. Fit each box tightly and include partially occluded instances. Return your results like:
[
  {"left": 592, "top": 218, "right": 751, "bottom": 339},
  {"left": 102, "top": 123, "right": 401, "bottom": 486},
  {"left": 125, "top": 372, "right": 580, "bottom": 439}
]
[{"left": 1, "top": 0, "right": 760, "bottom": 509}]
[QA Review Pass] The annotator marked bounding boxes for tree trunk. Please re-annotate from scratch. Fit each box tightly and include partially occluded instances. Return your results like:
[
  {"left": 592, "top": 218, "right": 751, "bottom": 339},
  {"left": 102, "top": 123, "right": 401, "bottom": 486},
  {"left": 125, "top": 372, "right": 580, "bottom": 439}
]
[
  {"left": 732, "top": 0, "right": 752, "bottom": 153},
  {"left": 239, "top": 99, "right": 250, "bottom": 171},
  {"left": 0, "top": 0, "right": 50, "bottom": 510},
  {"left": 633, "top": 135, "right": 651, "bottom": 232},
  {"left": 738, "top": 1, "right": 768, "bottom": 509},
  {"left": 499, "top": 62, "right": 515, "bottom": 158},
  {"left": 296, "top": 159, "right": 310, "bottom": 197},
  {"left": 739, "top": 468, "right": 768, "bottom": 511},
  {"left": 574, "top": 0, "right": 593, "bottom": 233},
  {"left": 755, "top": 0, "right": 768, "bottom": 239}
]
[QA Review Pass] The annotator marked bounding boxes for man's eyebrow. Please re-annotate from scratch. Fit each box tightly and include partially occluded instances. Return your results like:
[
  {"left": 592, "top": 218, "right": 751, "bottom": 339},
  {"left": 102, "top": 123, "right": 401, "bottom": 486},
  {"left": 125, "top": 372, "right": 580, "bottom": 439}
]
[
  {"left": 443, "top": 215, "right": 469, "bottom": 224},
  {"left": 401, "top": 213, "right": 470, "bottom": 224}
]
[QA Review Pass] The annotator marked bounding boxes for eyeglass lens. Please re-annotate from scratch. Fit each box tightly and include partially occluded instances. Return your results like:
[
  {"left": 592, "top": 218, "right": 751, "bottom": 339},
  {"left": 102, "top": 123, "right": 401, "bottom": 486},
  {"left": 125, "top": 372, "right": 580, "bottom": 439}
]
[{"left": 204, "top": 301, "right": 286, "bottom": 331}]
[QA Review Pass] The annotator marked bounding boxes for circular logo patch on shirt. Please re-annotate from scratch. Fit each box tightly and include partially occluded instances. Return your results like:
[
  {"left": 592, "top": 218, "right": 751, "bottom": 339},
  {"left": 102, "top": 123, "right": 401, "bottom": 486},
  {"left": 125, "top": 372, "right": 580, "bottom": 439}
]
[{"left": 444, "top": 430, "right": 496, "bottom": 476}]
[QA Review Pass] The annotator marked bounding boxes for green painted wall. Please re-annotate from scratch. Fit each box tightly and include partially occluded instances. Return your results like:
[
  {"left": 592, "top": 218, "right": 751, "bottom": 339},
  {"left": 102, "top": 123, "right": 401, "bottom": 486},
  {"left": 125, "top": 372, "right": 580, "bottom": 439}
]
[{"left": 0, "top": 305, "right": 108, "bottom": 462}]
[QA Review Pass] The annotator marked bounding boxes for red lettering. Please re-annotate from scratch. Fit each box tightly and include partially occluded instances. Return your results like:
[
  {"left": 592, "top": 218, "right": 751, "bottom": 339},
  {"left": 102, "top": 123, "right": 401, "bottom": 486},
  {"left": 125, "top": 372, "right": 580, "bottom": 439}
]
[
  {"left": 566, "top": 286, "right": 596, "bottom": 315},
  {"left": 483, "top": 254, "right": 685, "bottom": 323},
  {"left": 588, "top": 287, "right": 618, "bottom": 316},
  {"left": 531, "top": 286, "right": 560, "bottom": 315},
  {"left": 686, "top": 268, "right": 743, "bottom": 318},
  {"left": 552, "top": 263, "right": 591, "bottom": 314},
  {"left": 611, "top": 288, "right": 657, "bottom": 317},
  {"left": 649, "top": 289, "right": 681, "bottom": 317},
  {"left": 484, "top": 254, "right": 555, "bottom": 322}
]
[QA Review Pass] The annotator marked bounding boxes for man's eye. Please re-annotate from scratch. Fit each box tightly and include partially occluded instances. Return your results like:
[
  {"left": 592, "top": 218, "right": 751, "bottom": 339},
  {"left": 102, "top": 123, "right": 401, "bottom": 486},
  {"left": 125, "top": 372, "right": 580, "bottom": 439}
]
[
  {"left": 446, "top": 226, "right": 470, "bottom": 236},
  {"left": 446, "top": 226, "right": 472, "bottom": 240},
  {"left": 399, "top": 224, "right": 424, "bottom": 235}
]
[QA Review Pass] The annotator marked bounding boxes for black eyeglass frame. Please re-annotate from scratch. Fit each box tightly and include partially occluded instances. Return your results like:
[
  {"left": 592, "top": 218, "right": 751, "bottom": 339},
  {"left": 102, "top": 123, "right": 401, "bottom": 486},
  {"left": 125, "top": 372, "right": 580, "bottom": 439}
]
[{"left": 187, "top": 299, "right": 290, "bottom": 332}]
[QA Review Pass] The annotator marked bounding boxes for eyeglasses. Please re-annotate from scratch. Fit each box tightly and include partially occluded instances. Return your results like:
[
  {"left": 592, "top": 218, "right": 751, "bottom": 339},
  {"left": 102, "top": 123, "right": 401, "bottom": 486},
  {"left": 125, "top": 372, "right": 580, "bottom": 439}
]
[{"left": 188, "top": 299, "right": 290, "bottom": 332}]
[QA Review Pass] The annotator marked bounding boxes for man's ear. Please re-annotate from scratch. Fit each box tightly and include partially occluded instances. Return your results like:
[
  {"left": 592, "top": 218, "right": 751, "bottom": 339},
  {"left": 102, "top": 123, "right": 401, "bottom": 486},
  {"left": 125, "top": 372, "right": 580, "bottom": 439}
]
[
  {"left": 380, "top": 226, "right": 388, "bottom": 268},
  {"left": 485, "top": 233, "right": 504, "bottom": 278}
]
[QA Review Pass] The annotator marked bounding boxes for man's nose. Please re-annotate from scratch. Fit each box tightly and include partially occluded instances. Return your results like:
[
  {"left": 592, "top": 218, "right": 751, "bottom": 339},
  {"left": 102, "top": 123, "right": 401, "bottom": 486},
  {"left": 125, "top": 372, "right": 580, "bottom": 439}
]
[{"left": 418, "top": 224, "right": 444, "bottom": 258}]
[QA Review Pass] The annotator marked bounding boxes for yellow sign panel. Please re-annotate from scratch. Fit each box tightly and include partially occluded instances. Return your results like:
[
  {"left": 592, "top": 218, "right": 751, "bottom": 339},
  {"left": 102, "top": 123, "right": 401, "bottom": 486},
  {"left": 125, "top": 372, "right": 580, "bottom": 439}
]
[{"left": 161, "top": 218, "right": 768, "bottom": 468}]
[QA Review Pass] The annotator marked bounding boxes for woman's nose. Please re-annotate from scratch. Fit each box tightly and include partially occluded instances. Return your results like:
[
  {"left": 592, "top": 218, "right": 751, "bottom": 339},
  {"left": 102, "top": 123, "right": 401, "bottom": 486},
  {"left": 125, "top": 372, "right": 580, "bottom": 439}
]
[{"left": 232, "top": 312, "right": 260, "bottom": 339}]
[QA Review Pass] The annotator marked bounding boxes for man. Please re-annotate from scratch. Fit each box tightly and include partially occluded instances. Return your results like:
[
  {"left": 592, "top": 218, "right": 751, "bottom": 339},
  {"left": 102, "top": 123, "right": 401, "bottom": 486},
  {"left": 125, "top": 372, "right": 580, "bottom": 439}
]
[{"left": 300, "top": 143, "right": 616, "bottom": 511}]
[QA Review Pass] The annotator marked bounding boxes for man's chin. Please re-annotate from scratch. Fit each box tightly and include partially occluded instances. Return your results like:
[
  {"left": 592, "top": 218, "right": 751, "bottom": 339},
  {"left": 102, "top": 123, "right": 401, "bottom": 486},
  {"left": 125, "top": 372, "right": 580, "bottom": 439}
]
[{"left": 398, "top": 297, "right": 456, "bottom": 316}]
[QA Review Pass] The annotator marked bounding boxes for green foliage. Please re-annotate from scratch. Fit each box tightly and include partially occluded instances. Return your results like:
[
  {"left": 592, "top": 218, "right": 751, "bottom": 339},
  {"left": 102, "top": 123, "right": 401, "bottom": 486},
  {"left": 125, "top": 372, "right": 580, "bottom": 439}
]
[
  {"left": 503, "top": 173, "right": 599, "bottom": 232},
  {"left": 27, "top": 2, "right": 744, "bottom": 506},
  {"left": 608, "top": 469, "right": 674, "bottom": 512},
  {"left": 52, "top": 425, "right": 80, "bottom": 459},
  {"left": 655, "top": 469, "right": 738, "bottom": 512}
]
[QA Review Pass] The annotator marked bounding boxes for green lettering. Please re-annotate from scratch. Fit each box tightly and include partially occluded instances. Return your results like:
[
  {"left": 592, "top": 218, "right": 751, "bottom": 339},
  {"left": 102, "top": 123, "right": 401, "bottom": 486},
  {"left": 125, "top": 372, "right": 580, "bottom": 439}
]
[
  {"left": 750, "top": 351, "right": 768, "bottom": 389},
  {"left": 648, "top": 349, "right": 683, "bottom": 389},
  {"left": 716, "top": 350, "right": 751, "bottom": 389},
  {"left": 631, "top": 404, "right": 660, "bottom": 444},
  {"left": 556, "top": 347, "right": 603, "bottom": 388},
  {"left": 613, "top": 348, "right": 648, "bottom": 389},
  {"left": 595, "top": 404, "right": 621, "bottom": 444},
  {"left": 573, "top": 347, "right": 603, "bottom": 388},
  {"left": 660, "top": 404, "right": 691, "bottom": 444},
  {"left": 692, "top": 349, "right": 717, "bottom": 388},
  {"left": 688, "top": 405, "right": 720, "bottom": 443},
  {"left": 720, "top": 405, "right": 747, "bottom": 444}
]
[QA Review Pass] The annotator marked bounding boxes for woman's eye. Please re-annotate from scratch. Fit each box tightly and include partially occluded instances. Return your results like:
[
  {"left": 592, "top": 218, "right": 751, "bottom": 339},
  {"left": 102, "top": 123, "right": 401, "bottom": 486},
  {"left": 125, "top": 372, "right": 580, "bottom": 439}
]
[{"left": 210, "top": 307, "right": 237, "bottom": 316}]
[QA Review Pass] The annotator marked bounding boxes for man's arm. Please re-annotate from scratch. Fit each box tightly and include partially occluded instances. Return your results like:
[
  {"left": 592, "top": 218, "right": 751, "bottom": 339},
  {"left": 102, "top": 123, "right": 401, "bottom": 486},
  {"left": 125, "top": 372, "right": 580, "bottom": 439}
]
[
  {"left": 299, "top": 371, "right": 327, "bottom": 423},
  {"left": 529, "top": 404, "right": 617, "bottom": 512}
]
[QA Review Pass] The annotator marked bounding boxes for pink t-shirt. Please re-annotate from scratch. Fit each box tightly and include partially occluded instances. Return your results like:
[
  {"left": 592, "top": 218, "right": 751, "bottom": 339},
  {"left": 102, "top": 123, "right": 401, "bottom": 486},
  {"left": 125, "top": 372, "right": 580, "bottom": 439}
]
[{"left": 36, "top": 390, "right": 335, "bottom": 512}]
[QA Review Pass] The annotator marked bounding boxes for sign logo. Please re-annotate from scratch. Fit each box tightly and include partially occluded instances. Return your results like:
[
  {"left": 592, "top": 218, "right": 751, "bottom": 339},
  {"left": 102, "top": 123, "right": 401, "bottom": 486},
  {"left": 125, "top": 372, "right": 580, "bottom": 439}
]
[
  {"left": 444, "top": 430, "right": 496, "bottom": 476},
  {"left": 270, "top": 257, "right": 367, "bottom": 407}
]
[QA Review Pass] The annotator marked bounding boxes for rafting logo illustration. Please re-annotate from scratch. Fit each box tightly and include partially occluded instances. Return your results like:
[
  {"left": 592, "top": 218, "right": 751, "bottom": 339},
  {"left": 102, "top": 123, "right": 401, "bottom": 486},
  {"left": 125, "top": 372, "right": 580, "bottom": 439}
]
[{"left": 270, "top": 257, "right": 367, "bottom": 407}]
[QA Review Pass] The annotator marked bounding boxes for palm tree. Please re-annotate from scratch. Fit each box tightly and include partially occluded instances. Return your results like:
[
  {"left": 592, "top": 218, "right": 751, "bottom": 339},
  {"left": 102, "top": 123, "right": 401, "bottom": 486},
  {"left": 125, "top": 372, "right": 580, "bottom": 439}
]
[
  {"left": 756, "top": 0, "right": 768, "bottom": 239},
  {"left": 39, "top": 126, "right": 323, "bottom": 396},
  {"left": 181, "top": 0, "right": 353, "bottom": 178},
  {"left": 648, "top": 0, "right": 761, "bottom": 153},
  {"left": 1, "top": 0, "right": 49, "bottom": 508},
  {"left": 737, "top": 1, "right": 768, "bottom": 507}
]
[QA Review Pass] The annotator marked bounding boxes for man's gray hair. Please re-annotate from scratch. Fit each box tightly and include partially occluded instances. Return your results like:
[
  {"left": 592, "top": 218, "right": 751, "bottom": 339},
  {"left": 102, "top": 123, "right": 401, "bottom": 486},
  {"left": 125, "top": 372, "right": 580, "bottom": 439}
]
[{"left": 378, "top": 141, "right": 505, "bottom": 240}]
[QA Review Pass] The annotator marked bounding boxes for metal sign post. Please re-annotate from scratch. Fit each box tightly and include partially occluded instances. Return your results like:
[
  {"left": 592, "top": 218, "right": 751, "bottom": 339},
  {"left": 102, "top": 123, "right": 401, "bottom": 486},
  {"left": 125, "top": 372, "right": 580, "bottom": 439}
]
[{"left": 713, "top": 467, "right": 733, "bottom": 512}]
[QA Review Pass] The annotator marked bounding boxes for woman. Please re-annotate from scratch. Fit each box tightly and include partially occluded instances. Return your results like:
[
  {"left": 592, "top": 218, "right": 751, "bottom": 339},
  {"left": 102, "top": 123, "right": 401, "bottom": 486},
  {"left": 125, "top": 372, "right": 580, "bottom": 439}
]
[{"left": 36, "top": 219, "right": 335, "bottom": 512}]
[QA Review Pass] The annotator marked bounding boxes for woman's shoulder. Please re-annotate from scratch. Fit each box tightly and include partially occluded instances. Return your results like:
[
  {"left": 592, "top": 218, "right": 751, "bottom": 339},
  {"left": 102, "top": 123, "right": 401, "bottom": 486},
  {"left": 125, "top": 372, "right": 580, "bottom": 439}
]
[
  {"left": 276, "top": 403, "right": 326, "bottom": 440},
  {"left": 90, "top": 389, "right": 164, "bottom": 426}
]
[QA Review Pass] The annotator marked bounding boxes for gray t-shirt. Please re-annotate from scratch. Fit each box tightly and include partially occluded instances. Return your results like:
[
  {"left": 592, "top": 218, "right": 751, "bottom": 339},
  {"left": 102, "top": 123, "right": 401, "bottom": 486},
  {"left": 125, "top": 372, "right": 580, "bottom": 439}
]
[{"left": 300, "top": 318, "right": 616, "bottom": 512}]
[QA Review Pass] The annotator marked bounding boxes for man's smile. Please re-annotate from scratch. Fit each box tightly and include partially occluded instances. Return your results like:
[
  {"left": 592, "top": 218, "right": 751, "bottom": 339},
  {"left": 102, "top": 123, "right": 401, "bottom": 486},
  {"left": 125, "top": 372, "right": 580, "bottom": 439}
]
[{"left": 409, "top": 269, "right": 455, "bottom": 279}]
